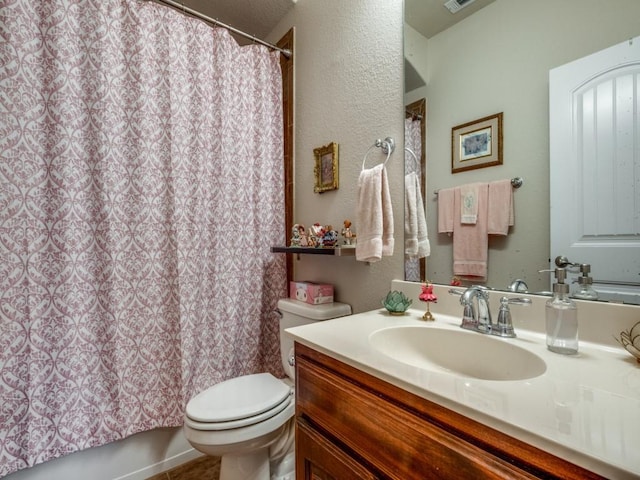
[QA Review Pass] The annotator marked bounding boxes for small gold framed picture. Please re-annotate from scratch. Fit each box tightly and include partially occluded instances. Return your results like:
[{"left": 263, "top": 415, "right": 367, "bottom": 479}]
[
  {"left": 313, "top": 142, "right": 339, "bottom": 193},
  {"left": 452, "top": 112, "right": 503, "bottom": 174}
]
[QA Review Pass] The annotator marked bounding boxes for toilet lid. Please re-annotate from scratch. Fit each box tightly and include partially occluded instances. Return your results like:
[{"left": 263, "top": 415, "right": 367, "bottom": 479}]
[
  {"left": 186, "top": 373, "right": 291, "bottom": 424},
  {"left": 184, "top": 393, "right": 292, "bottom": 431}
]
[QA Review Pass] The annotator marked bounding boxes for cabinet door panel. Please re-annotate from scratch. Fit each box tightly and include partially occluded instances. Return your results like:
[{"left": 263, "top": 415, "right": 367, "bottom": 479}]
[{"left": 296, "top": 419, "right": 378, "bottom": 480}]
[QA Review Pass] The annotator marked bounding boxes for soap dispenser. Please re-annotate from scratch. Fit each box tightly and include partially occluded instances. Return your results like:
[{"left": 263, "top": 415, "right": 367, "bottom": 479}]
[
  {"left": 572, "top": 264, "right": 598, "bottom": 300},
  {"left": 546, "top": 268, "right": 578, "bottom": 355}
]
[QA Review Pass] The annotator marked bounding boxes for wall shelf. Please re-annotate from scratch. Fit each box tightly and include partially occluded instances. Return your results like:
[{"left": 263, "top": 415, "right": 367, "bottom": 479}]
[{"left": 271, "top": 246, "right": 356, "bottom": 257}]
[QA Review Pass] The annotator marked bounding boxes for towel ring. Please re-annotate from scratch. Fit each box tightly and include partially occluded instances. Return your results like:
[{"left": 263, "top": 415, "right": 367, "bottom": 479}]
[
  {"left": 362, "top": 137, "right": 394, "bottom": 170},
  {"left": 404, "top": 147, "right": 419, "bottom": 173}
]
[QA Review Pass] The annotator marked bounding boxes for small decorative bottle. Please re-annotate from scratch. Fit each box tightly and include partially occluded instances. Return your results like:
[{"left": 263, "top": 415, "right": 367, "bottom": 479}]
[
  {"left": 546, "top": 268, "right": 578, "bottom": 355},
  {"left": 572, "top": 264, "right": 598, "bottom": 300}
]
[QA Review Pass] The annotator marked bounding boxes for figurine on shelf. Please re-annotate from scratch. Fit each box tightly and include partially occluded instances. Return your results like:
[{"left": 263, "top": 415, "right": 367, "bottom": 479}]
[
  {"left": 419, "top": 281, "right": 438, "bottom": 321},
  {"left": 450, "top": 276, "right": 462, "bottom": 287},
  {"left": 322, "top": 225, "right": 338, "bottom": 247},
  {"left": 307, "top": 234, "right": 317, "bottom": 248},
  {"left": 341, "top": 219, "right": 355, "bottom": 245},
  {"left": 309, "top": 223, "right": 325, "bottom": 247},
  {"left": 298, "top": 224, "right": 309, "bottom": 246},
  {"left": 290, "top": 224, "right": 302, "bottom": 247}
]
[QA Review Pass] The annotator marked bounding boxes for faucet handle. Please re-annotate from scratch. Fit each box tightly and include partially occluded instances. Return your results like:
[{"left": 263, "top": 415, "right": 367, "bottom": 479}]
[
  {"left": 506, "top": 297, "right": 532, "bottom": 306},
  {"left": 495, "top": 296, "right": 532, "bottom": 338}
]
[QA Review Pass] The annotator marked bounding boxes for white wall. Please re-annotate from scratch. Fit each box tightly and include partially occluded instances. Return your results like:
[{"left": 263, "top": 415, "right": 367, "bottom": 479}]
[
  {"left": 403, "top": 22, "right": 428, "bottom": 106},
  {"left": 418, "top": 0, "right": 640, "bottom": 292},
  {"left": 270, "top": 0, "right": 405, "bottom": 314},
  {"left": 5, "top": 2, "right": 405, "bottom": 479}
]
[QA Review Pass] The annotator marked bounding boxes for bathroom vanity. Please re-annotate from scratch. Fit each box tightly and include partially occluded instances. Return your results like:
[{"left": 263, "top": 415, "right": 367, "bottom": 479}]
[
  {"left": 295, "top": 343, "right": 599, "bottom": 479},
  {"left": 287, "top": 281, "right": 640, "bottom": 479}
]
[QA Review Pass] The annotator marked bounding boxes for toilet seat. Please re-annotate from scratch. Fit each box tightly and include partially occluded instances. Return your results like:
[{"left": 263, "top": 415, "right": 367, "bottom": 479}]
[{"left": 185, "top": 373, "right": 292, "bottom": 431}]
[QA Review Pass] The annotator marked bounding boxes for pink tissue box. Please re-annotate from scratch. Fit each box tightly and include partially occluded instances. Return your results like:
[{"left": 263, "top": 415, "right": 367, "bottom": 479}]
[{"left": 289, "top": 281, "right": 334, "bottom": 305}]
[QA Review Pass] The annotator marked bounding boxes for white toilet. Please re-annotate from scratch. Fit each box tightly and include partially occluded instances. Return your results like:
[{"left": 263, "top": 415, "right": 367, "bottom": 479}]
[{"left": 183, "top": 298, "right": 351, "bottom": 480}]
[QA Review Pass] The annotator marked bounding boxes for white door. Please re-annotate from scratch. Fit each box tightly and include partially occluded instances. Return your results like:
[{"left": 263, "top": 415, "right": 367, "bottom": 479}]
[{"left": 550, "top": 37, "right": 640, "bottom": 303}]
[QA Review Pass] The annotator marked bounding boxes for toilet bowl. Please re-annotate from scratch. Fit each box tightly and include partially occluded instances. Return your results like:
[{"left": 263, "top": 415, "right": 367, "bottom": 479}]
[{"left": 183, "top": 298, "right": 351, "bottom": 480}]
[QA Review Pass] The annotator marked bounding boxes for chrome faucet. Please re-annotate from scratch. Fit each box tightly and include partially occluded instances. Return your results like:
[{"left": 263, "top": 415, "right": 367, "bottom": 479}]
[
  {"left": 460, "top": 286, "right": 492, "bottom": 333},
  {"left": 451, "top": 286, "right": 531, "bottom": 338},
  {"left": 507, "top": 278, "right": 528, "bottom": 292}
]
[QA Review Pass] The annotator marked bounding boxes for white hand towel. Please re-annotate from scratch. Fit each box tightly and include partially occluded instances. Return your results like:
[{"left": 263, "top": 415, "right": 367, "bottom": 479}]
[
  {"left": 460, "top": 183, "right": 480, "bottom": 224},
  {"left": 356, "top": 164, "right": 394, "bottom": 262},
  {"left": 404, "top": 172, "right": 430, "bottom": 258}
]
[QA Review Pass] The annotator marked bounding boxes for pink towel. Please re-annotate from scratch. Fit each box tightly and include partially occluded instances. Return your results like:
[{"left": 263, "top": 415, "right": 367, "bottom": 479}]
[
  {"left": 356, "top": 164, "right": 394, "bottom": 262},
  {"left": 488, "top": 179, "right": 514, "bottom": 235},
  {"left": 437, "top": 187, "right": 455, "bottom": 234},
  {"left": 438, "top": 179, "right": 515, "bottom": 279},
  {"left": 452, "top": 183, "right": 489, "bottom": 279}
]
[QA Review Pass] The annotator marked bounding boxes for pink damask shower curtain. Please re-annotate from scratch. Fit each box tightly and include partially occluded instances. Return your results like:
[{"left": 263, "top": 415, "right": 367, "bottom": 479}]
[
  {"left": 0, "top": 0, "right": 287, "bottom": 475},
  {"left": 404, "top": 117, "right": 423, "bottom": 281}
]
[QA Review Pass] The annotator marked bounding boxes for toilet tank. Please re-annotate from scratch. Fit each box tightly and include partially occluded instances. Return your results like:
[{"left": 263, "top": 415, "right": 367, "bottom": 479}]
[{"left": 277, "top": 298, "right": 351, "bottom": 378}]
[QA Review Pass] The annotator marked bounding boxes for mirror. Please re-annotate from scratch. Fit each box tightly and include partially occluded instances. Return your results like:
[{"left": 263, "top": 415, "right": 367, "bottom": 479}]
[{"left": 404, "top": 0, "right": 640, "bottom": 303}]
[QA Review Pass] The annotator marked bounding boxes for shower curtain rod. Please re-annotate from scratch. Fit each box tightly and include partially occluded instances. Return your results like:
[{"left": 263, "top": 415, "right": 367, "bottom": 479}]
[{"left": 147, "top": 0, "right": 292, "bottom": 58}]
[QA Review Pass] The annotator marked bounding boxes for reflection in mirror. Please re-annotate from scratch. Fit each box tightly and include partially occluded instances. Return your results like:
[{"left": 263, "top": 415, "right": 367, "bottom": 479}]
[
  {"left": 404, "top": 99, "right": 426, "bottom": 282},
  {"left": 404, "top": 0, "right": 640, "bottom": 304},
  {"left": 549, "top": 37, "right": 640, "bottom": 305}
]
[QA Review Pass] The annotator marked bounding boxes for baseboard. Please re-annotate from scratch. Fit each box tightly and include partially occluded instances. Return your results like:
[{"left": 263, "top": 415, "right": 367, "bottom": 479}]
[{"left": 113, "top": 448, "right": 203, "bottom": 480}]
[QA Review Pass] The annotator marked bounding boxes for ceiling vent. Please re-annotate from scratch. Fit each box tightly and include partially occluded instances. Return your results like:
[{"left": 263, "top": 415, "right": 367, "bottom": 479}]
[{"left": 444, "top": 0, "right": 477, "bottom": 14}]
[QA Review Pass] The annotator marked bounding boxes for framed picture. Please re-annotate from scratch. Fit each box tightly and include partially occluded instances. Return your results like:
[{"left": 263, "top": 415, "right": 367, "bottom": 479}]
[
  {"left": 451, "top": 112, "right": 503, "bottom": 174},
  {"left": 313, "top": 142, "right": 339, "bottom": 193}
]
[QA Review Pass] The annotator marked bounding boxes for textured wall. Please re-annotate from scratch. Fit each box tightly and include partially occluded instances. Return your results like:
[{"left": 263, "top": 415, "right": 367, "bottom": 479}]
[{"left": 270, "top": 0, "right": 405, "bottom": 314}]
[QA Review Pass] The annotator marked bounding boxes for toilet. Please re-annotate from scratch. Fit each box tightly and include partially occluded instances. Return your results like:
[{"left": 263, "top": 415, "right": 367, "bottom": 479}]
[{"left": 183, "top": 298, "right": 351, "bottom": 480}]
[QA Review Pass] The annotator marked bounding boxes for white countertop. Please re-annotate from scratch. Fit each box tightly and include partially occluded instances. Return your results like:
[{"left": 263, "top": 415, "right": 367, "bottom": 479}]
[{"left": 286, "top": 308, "right": 640, "bottom": 479}]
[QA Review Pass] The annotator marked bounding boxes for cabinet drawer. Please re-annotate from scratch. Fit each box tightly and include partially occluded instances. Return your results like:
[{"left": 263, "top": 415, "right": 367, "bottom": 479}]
[{"left": 296, "top": 355, "right": 538, "bottom": 480}]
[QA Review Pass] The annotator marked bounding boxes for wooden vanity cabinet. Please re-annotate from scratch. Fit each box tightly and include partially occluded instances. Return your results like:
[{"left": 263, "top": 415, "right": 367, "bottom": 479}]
[{"left": 294, "top": 342, "right": 604, "bottom": 480}]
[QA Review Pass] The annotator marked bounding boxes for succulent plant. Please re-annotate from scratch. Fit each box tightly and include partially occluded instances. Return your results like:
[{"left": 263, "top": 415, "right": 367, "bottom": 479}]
[
  {"left": 618, "top": 321, "right": 640, "bottom": 363},
  {"left": 382, "top": 290, "right": 412, "bottom": 314}
]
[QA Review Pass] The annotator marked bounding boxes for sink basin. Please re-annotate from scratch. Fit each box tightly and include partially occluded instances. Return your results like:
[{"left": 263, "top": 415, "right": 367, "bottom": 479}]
[{"left": 369, "top": 326, "right": 546, "bottom": 381}]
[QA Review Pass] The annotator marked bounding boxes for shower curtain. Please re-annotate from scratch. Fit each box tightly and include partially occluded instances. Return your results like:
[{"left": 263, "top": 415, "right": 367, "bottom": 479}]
[
  {"left": 0, "top": 0, "right": 287, "bottom": 475},
  {"left": 404, "top": 117, "right": 423, "bottom": 281}
]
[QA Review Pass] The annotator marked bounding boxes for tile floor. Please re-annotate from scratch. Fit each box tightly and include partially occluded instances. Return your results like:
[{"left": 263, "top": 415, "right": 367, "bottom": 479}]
[{"left": 146, "top": 455, "right": 221, "bottom": 480}]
